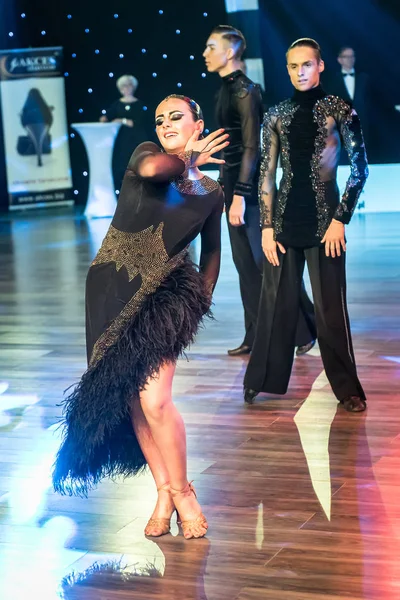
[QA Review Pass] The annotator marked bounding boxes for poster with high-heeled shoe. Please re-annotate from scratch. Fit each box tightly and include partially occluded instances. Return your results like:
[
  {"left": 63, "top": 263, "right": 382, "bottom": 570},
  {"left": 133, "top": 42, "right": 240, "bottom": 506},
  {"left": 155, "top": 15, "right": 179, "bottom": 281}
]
[{"left": 0, "top": 46, "right": 73, "bottom": 209}]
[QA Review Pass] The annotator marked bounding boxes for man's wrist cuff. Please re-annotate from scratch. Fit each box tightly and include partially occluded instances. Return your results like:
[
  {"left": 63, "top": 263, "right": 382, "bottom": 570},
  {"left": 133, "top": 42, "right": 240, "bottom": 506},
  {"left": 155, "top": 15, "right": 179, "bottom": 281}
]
[{"left": 234, "top": 181, "right": 252, "bottom": 196}]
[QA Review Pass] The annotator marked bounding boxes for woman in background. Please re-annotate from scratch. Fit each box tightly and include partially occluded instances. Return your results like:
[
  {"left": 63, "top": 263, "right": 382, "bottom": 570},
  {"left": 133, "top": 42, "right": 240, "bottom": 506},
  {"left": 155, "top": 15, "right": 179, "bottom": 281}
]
[{"left": 100, "top": 74, "right": 151, "bottom": 189}]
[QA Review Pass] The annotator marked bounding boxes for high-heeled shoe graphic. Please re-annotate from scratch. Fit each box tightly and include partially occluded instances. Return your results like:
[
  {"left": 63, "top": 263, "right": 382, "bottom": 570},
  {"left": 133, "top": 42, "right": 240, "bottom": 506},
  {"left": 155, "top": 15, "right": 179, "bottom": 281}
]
[{"left": 17, "top": 88, "right": 54, "bottom": 167}]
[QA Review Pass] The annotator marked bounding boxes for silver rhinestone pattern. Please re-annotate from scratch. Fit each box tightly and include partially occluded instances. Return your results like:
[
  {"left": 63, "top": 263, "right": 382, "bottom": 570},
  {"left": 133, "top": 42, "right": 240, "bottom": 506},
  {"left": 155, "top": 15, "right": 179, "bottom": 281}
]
[
  {"left": 337, "top": 108, "right": 368, "bottom": 219},
  {"left": 259, "top": 101, "right": 299, "bottom": 231},
  {"left": 258, "top": 111, "right": 274, "bottom": 228},
  {"left": 273, "top": 100, "right": 299, "bottom": 235},
  {"left": 315, "top": 96, "right": 368, "bottom": 223},
  {"left": 311, "top": 98, "right": 335, "bottom": 237},
  {"left": 171, "top": 175, "right": 219, "bottom": 196},
  {"left": 90, "top": 223, "right": 187, "bottom": 366},
  {"left": 265, "top": 94, "right": 368, "bottom": 238},
  {"left": 92, "top": 223, "right": 169, "bottom": 282}
]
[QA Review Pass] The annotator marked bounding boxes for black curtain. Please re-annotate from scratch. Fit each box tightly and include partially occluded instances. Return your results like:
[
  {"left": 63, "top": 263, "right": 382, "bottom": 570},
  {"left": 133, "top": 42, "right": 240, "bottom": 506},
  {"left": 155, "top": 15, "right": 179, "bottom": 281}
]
[{"left": 0, "top": 0, "right": 227, "bottom": 211}]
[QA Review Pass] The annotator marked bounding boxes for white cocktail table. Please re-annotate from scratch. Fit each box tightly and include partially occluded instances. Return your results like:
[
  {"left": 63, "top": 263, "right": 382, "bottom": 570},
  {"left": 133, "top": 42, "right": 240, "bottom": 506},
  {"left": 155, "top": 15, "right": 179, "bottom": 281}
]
[{"left": 72, "top": 122, "right": 121, "bottom": 218}]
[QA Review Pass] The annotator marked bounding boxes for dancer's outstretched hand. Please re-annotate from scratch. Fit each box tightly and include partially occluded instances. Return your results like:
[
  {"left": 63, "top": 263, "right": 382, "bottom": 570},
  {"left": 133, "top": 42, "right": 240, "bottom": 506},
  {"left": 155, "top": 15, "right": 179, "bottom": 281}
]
[{"left": 185, "top": 129, "right": 229, "bottom": 167}]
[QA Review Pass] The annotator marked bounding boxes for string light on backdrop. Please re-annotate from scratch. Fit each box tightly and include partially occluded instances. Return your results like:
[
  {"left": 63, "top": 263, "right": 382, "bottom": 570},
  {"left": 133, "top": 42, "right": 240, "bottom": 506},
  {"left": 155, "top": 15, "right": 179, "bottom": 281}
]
[{"left": 0, "top": 2, "right": 227, "bottom": 206}]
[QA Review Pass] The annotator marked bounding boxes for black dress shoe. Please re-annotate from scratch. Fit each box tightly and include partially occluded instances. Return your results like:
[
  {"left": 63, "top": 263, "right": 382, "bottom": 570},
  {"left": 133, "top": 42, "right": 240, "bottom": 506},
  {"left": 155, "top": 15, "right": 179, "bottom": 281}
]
[
  {"left": 340, "top": 396, "right": 367, "bottom": 413},
  {"left": 227, "top": 344, "right": 252, "bottom": 357},
  {"left": 296, "top": 340, "right": 316, "bottom": 356},
  {"left": 244, "top": 388, "right": 258, "bottom": 404}
]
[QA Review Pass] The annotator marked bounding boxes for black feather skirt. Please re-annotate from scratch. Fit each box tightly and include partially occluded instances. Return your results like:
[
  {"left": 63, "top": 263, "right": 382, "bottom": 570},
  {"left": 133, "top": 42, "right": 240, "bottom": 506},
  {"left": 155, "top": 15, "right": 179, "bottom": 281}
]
[{"left": 52, "top": 251, "right": 211, "bottom": 497}]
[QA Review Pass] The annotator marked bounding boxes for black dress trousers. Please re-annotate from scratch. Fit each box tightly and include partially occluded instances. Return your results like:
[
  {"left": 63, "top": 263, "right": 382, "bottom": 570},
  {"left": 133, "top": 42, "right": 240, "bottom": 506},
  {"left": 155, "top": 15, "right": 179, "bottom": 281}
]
[
  {"left": 224, "top": 172, "right": 263, "bottom": 348},
  {"left": 244, "top": 245, "right": 365, "bottom": 402},
  {"left": 224, "top": 172, "right": 316, "bottom": 349}
]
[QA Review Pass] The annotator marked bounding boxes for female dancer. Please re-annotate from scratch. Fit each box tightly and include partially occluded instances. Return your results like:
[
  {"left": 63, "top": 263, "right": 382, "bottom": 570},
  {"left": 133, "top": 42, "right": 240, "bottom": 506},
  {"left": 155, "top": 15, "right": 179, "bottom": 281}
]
[{"left": 53, "top": 95, "right": 228, "bottom": 540}]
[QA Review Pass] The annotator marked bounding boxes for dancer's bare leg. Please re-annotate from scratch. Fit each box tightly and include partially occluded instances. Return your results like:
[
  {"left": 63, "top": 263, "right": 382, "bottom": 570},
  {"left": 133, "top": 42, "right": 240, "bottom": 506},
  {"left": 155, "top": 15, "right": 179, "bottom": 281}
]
[
  {"left": 139, "top": 362, "right": 207, "bottom": 538},
  {"left": 131, "top": 399, "right": 174, "bottom": 536}
]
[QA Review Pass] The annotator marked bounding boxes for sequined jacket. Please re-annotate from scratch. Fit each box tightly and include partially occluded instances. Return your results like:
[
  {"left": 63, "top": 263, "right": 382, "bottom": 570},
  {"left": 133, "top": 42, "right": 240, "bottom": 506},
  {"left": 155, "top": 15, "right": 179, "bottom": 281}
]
[{"left": 259, "top": 95, "right": 369, "bottom": 239}]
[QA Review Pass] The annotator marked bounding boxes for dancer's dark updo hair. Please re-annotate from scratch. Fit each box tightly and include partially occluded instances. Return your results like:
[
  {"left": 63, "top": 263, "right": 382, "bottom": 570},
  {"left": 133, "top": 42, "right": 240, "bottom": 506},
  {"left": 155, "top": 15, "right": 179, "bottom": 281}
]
[{"left": 161, "top": 95, "right": 204, "bottom": 122}]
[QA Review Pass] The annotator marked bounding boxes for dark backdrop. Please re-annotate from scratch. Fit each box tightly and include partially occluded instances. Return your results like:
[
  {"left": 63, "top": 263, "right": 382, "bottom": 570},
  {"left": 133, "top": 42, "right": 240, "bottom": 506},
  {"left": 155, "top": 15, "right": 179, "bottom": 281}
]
[
  {"left": 258, "top": 0, "right": 400, "bottom": 165},
  {"left": 1, "top": 0, "right": 400, "bottom": 210},
  {"left": 0, "top": 0, "right": 227, "bottom": 210}
]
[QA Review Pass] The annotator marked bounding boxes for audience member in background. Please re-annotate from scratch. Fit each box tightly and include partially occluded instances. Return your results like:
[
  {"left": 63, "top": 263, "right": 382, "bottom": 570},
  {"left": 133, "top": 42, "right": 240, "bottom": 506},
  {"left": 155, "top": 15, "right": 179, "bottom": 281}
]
[
  {"left": 100, "top": 74, "right": 151, "bottom": 190},
  {"left": 324, "top": 47, "right": 371, "bottom": 154}
]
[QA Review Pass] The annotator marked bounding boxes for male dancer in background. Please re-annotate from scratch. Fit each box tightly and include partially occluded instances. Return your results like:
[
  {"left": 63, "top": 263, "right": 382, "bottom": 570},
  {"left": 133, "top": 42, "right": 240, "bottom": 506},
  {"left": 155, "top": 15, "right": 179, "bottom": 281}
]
[
  {"left": 203, "top": 25, "right": 316, "bottom": 357},
  {"left": 244, "top": 38, "right": 368, "bottom": 412}
]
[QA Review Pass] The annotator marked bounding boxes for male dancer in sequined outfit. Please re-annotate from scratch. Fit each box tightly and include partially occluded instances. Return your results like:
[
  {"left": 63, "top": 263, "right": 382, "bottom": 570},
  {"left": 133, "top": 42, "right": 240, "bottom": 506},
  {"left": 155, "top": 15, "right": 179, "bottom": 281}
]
[
  {"left": 204, "top": 26, "right": 316, "bottom": 357},
  {"left": 244, "top": 38, "right": 368, "bottom": 412}
]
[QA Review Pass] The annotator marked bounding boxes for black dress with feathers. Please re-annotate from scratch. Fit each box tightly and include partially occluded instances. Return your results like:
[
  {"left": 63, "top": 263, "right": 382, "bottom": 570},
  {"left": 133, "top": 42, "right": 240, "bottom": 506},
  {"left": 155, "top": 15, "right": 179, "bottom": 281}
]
[{"left": 53, "top": 142, "right": 223, "bottom": 496}]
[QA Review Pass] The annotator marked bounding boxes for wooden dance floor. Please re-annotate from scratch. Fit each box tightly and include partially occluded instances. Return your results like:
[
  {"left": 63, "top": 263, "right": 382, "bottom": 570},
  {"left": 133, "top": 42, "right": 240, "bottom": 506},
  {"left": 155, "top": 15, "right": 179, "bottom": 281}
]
[{"left": 0, "top": 208, "right": 399, "bottom": 599}]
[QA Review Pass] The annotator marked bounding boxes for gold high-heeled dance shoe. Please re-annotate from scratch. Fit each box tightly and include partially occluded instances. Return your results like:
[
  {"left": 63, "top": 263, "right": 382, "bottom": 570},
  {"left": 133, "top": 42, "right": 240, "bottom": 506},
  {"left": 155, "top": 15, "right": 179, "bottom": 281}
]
[
  {"left": 170, "top": 481, "right": 208, "bottom": 540},
  {"left": 144, "top": 482, "right": 176, "bottom": 538}
]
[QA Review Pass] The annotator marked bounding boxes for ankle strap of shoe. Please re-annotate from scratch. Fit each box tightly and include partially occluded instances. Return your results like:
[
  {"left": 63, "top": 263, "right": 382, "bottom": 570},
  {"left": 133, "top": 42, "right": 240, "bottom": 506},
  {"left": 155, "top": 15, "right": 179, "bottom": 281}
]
[
  {"left": 156, "top": 482, "right": 171, "bottom": 493},
  {"left": 170, "top": 480, "right": 196, "bottom": 498}
]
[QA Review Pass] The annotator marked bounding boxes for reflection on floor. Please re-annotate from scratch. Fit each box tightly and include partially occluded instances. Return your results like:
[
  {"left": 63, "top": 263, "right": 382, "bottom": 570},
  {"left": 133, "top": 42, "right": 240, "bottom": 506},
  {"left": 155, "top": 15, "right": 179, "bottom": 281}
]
[
  {"left": 294, "top": 369, "right": 337, "bottom": 521},
  {"left": 0, "top": 209, "right": 399, "bottom": 599}
]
